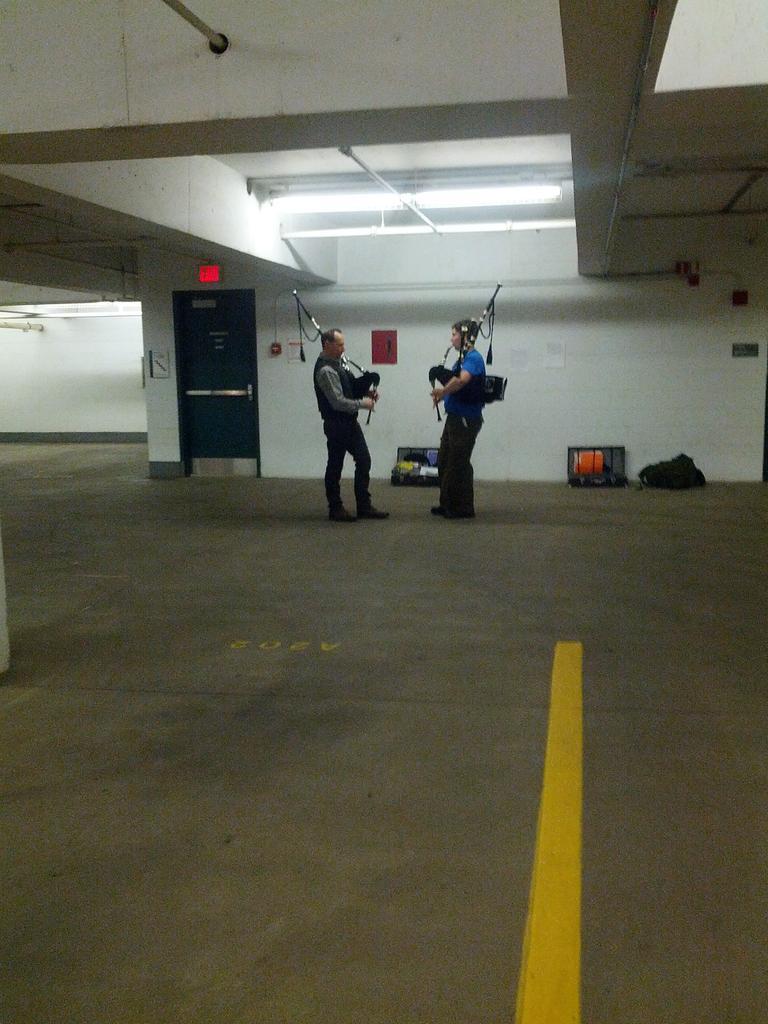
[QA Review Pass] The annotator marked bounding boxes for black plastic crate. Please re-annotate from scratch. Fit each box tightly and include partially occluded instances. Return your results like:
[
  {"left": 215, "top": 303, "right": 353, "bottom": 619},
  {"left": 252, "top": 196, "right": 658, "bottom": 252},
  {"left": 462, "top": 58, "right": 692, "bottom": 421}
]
[{"left": 567, "top": 446, "right": 628, "bottom": 487}]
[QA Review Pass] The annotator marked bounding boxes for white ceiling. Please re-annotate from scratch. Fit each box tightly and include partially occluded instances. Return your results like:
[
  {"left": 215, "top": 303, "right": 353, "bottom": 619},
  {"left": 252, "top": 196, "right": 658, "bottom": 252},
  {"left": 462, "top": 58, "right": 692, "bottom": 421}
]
[
  {"left": 0, "top": 0, "right": 766, "bottom": 297},
  {"left": 0, "top": 1, "right": 567, "bottom": 134},
  {"left": 656, "top": 0, "right": 768, "bottom": 92}
]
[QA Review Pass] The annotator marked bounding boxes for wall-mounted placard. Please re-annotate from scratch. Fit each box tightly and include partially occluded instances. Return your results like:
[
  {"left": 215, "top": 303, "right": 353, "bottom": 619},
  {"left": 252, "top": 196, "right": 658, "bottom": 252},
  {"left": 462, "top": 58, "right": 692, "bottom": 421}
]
[
  {"left": 372, "top": 330, "right": 397, "bottom": 364},
  {"left": 732, "top": 343, "right": 758, "bottom": 358}
]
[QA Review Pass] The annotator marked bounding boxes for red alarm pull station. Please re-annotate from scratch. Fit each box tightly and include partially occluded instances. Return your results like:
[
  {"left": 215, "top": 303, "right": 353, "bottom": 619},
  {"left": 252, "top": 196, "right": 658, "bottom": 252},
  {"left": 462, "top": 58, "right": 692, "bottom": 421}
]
[
  {"left": 732, "top": 290, "right": 749, "bottom": 306},
  {"left": 198, "top": 264, "right": 221, "bottom": 283},
  {"left": 270, "top": 342, "right": 282, "bottom": 356}
]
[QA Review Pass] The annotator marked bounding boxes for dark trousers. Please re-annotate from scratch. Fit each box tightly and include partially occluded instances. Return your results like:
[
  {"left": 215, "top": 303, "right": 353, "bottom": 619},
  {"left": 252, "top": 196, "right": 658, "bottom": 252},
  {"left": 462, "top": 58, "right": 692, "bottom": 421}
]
[
  {"left": 323, "top": 417, "right": 372, "bottom": 512},
  {"left": 438, "top": 413, "right": 483, "bottom": 515}
]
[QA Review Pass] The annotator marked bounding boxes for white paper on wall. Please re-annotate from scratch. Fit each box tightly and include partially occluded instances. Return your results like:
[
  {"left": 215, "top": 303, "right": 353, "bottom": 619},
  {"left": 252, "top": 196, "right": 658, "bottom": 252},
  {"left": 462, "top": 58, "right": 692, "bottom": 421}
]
[
  {"left": 545, "top": 342, "right": 565, "bottom": 368},
  {"left": 508, "top": 348, "right": 530, "bottom": 371}
]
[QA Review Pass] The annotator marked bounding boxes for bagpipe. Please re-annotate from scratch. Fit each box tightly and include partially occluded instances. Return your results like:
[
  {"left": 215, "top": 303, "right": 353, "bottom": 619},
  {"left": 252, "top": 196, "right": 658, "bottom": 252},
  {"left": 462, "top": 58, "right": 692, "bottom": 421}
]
[
  {"left": 293, "top": 290, "right": 380, "bottom": 423},
  {"left": 428, "top": 283, "right": 507, "bottom": 421}
]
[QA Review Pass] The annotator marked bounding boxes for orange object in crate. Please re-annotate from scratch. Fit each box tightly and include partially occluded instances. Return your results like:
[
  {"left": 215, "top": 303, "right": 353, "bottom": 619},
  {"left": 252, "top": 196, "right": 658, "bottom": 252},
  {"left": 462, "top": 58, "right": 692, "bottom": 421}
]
[{"left": 576, "top": 450, "right": 604, "bottom": 474}]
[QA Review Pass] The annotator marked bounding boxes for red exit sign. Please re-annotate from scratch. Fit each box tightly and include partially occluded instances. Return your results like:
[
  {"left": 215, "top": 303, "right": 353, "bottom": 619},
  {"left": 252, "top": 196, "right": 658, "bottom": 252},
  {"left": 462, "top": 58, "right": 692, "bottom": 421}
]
[{"left": 198, "top": 264, "right": 221, "bottom": 283}]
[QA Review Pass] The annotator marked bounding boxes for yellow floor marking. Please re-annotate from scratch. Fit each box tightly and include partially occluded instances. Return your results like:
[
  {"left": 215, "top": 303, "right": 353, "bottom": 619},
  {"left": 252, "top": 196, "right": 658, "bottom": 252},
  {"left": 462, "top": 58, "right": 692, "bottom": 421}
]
[{"left": 515, "top": 641, "right": 583, "bottom": 1024}]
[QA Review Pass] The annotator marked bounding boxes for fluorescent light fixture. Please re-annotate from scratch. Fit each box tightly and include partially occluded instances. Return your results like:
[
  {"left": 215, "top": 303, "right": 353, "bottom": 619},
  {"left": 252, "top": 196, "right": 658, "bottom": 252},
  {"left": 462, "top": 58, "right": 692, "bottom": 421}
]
[
  {"left": 281, "top": 225, "right": 440, "bottom": 239},
  {"left": 509, "top": 219, "right": 574, "bottom": 231},
  {"left": 270, "top": 193, "right": 404, "bottom": 214},
  {"left": 414, "top": 185, "right": 561, "bottom": 208},
  {"left": 0, "top": 301, "right": 142, "bottom": 318},
  {"left": 270, "top": 184, "right": 561, "bottom": 215},
  {"left": 0, "top": 320, "right": 44, "bottom": 332},
  {"left": 282, "top": 219, "right": 576, "bottom": 239}
]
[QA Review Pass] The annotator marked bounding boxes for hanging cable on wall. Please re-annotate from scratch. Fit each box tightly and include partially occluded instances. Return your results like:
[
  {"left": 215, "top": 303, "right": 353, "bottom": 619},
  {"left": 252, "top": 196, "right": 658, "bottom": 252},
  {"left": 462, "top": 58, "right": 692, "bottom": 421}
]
[
  {"left": 475, "top": 282, "right": 501, "bottom": 364},
  {"left": 292, "top": 290, "right": 381, "bottom": 425},
  {"left": 292, "top": 290, "right": 322, "bottom": 363}
]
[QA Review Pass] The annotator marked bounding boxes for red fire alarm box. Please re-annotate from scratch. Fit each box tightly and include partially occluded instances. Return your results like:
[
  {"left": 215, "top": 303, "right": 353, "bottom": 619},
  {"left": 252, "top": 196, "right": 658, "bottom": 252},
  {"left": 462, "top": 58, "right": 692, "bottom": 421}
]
[
  {"left": 270, "top": 342, "right": 282, "bottom": 356},
  {"left": 372, "top": 330, "right": 397, "bottom": 365}
]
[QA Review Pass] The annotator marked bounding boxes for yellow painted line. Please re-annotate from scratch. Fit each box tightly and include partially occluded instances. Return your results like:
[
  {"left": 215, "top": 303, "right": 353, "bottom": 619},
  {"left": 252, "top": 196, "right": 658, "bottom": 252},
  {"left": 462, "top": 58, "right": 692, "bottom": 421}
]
[{"left": 515, "top": 641, "right": 583, "bottom": 1024}]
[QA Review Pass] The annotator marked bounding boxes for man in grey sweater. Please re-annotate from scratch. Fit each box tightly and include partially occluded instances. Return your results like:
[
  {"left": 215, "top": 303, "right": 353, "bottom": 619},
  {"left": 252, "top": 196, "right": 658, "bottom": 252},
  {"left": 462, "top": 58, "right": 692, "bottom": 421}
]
[{"left": 313, "top": 329, "right": 389, "bottom": 522}]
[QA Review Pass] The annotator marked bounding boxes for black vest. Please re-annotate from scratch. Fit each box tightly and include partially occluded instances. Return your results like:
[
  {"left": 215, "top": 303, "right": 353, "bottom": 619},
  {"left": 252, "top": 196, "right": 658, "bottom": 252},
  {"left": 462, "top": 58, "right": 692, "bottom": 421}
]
[
  {"left": 314, "top": 355, "right": 358, "bottom": 423},
  {"left": 452, "top": 353, "right": 487, "bottom": 405}
]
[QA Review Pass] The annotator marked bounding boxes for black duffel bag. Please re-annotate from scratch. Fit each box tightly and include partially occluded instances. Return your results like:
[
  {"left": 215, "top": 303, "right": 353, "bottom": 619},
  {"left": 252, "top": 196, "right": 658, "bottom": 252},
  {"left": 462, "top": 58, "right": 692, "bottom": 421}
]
[{"left": 639, "top": 453, "right": 706, "bottom": 489}]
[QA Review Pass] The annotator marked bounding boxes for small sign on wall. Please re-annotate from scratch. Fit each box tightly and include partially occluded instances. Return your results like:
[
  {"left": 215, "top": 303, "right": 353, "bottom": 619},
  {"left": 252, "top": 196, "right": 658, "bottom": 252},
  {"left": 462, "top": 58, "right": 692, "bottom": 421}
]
[
  {"left": 732, "top": 343, "right": 758, "bottom": 358},
  {"left": 372, "top": 330, "right": 398, "bottom": 364},
  {"left": 148, "top": 350, "right": 170, "bottom": 378},
  {"left": 545, "top": 342, "right": 565, "bottom": 369}
]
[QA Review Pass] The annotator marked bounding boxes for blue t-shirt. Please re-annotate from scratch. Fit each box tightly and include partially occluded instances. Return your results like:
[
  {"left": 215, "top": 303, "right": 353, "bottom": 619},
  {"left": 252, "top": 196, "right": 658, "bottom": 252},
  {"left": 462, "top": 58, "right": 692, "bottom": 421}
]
[{"left": 444, "top": 348, "right": 485, "bottom": 419}]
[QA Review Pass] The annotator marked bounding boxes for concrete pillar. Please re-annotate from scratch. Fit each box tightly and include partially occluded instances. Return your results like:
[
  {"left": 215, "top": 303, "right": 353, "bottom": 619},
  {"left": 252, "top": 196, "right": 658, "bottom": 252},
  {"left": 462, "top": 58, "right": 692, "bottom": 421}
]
[{"left": 0, "top": 519, "right": 9, "bottom": 674}]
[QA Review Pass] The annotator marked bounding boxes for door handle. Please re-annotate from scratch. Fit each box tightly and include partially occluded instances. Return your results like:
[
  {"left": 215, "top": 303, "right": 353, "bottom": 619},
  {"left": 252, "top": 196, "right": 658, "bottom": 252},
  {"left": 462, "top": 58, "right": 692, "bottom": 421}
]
[{"left": 185, "top": 389, "right": 249, "bottom": 397}]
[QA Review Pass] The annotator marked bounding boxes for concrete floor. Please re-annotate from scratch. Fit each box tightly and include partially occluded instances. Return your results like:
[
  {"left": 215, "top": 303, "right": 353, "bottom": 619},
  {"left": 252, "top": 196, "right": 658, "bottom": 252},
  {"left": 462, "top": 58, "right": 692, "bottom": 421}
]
[{"left": 0, "top": 443, "right": 766, "bottom": 1024}]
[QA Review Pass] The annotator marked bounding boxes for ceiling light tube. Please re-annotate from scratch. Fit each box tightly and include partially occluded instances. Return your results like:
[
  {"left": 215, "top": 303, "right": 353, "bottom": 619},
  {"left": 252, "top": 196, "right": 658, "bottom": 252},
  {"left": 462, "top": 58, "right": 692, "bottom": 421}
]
[
  {"left": 510, "top": 218, "right": 575, "bottom": 231},
  {"left": 414, "top": 185, "right": 562, "bottom": 208},
  {"left": 270, "top": 193, "right": 405, "bottom": 214},
  {"left": 282, "top": 219, "right": 576, "bottom": 239},
  {"left": 0, "top": 320, "right": 44, "bottom": 331},
  {"left": 270, "top": 184, "right": 562, "bottom": 215}
]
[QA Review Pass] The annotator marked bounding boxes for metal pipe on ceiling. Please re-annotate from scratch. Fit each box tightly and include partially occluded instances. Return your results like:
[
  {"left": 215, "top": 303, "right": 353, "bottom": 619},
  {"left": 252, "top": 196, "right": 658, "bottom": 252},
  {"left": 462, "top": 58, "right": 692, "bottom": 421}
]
[
  {"left": 4, "top": 239, "right": 138, "bottom": 251},
  {"left": 634, "top": 161, "right": 768, "bottom": 178},
  {"left": 623, "top": 207, "right": 768, "bottom": 222},
  {"left": 722, "top": 172, "right": 765, "bottom": 214},
  {"left": 602, "top": 0, "right": 660, "bottom": 276},
  {"left": 158, "top": 0, "right": 229, "bottom": 54},
  {"left": 338, "top": 146, "right": 441, "bottom": 234}
]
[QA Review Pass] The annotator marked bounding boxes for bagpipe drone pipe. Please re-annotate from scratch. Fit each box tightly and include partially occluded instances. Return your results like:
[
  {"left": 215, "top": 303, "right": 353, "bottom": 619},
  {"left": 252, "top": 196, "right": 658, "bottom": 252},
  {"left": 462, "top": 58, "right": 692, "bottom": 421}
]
[
  {"left": 293, "top": 291, "right": 380, "bottom": 422},
  {"left": 428, "top": 283, "right": 507, "bottom": 420}
]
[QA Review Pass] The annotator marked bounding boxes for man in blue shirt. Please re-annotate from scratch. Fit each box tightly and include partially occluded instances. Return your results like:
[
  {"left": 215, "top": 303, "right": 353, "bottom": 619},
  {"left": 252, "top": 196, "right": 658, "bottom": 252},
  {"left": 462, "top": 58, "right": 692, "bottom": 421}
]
[{"left": 429, "top": 320, "right": 485, "bottom": 519}]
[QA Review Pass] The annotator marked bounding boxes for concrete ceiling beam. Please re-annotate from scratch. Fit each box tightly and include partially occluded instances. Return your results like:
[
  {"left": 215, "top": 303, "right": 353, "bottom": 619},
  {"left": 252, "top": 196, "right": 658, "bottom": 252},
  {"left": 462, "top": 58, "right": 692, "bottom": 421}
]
[{"left": 0, "top": 100, "right": 570, "bottom": 165}]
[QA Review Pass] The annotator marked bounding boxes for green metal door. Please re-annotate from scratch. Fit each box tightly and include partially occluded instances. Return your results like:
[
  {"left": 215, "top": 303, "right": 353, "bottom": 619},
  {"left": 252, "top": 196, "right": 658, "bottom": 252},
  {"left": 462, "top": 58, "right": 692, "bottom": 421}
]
[{"left": 174, "top": 289, "right": 260, "bottom": 474}]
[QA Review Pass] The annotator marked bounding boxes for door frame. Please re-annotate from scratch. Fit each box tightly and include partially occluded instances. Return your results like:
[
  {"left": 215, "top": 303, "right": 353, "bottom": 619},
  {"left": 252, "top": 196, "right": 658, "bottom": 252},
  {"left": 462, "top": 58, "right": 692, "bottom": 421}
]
[{"left": 173, "top": 288, "right": 260, "bottom": 477}]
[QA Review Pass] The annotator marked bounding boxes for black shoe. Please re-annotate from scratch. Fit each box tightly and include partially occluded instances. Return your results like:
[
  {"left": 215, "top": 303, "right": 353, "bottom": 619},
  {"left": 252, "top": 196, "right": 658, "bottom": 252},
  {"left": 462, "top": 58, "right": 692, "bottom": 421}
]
[
  {"left": 430, "top": 506, "right": 446, "bottom": 516},
  {"left": 357, "top": 506, "right": 389, "bottom": 519},
  {"left": 329, "top": 507, "right": 357, "bottom": 522}
]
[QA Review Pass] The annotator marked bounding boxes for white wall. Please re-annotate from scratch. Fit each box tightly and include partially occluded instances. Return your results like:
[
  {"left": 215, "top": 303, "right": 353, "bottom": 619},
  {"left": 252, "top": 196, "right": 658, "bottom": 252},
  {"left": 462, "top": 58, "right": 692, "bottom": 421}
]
[
  {"left": 258, "top": 230, "right": 767, "bottom": 482},
  {"left": 136, "top": 249, "right": 309, "bottom": 466},
  {"left": 0, "top": 315, "right": 145, "bottom": 433},
  {"left": 6, "top": 229, "right": 765, "bottom": 481}
]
